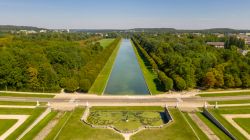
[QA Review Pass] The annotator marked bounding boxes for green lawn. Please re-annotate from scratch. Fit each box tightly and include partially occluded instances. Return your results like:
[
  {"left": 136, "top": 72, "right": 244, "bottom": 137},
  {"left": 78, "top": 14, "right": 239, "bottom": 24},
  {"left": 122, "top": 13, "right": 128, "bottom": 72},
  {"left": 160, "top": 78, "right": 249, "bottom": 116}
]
[
  {"left": 1, "top": 107, "right": 46, "bottom": 140},
  {"left": 196, "top": 112, "right": 231, "bottom": 140},
  {"left": 87, "top": 110, "right": 165, "bottom": 131},
  {"left": 208, "top": 107, "right": 250, "bottom": 140},
  {"left": 198, "top": 92, "right": 250, "bottom": 97},
  {"left": 21, "top": 111, "right": 58, "bottom": 140},
  {"left": 182, "top": 112, "right": 209, "bottom": 140},
  {"left": 0, "top": 119, "right": 17, "bottom": 136},
  {"left": 50, "top": 108, "right": 123, "bottom": 140},
  {"left": 233, "top": 118, "right": 250, "bottom": 134},
  {"left": 0, "top": 101, "right": 46, "bottom": 106},
  {"left": 131, "top": 40, "right": 163, "bottom": 95},
  {"left": 209, "top": 100, "right": 250, "bottom": 105},
  {"left": 89, "top": 39, "right": 121, "bottom": 95},
  {"left": 131, "top": 108, "right": 198, "bottom": 140},
  {"left": 45, "top": 112, "right": 72, "bottom": 140},
  {"left": 98, "top": 39, "right": 115, "bottom": 48},
  {"left": 0, "top": 93, "right": 55, "bottom": 98}
]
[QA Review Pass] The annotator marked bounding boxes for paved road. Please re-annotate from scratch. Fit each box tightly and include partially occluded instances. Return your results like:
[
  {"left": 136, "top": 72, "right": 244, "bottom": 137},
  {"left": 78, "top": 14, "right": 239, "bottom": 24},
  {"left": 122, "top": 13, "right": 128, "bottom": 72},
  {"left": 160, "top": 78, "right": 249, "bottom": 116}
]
[{"left": 0, "top": 95, "right": 250, "bottom": 104}]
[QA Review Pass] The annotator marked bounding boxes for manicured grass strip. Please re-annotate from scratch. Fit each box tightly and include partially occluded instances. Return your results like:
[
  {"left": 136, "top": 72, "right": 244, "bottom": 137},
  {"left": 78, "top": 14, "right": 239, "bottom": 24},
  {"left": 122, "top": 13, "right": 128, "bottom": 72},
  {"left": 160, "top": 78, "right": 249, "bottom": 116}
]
[
  {"left": 0, "top": 93, "right": 55, "bottom": 98},
  {"left": 0, "top": 108, "right": 36, "bottom": 115},
  {"left": 210, "top": 106, "right": 250, "bottom": 114},
  {"left": 182, "top": 112, "right": 209, "bottom": 140},
  {"left": 98, "top": 39, "right": 115, "bottom": 48},
  {"left": 131, "top": 108, "right": 198, "bottom": 140},
  {"left": 198, "top": 92, "right": 250, "bottom": 97},
  {"left": 21, "top": 111, "right": 58, "bottom": 140},
  {"left": 0, "top": 101, "right": 46, "bottom": 106},
  {"left": 209, "top": 100, "right": 250, "bottom": 105},
  {"left": 131, "top": 40, "right": 163, "bottom": 95},
  {"left": 233, "top": 118, "right": 250, "bottom": 134},
  {"left": 89, "top": 39, "right": 121, "bottom": 95},
  {"left": 52, "top": 108, "right": 123, "bottom": 140},
  {"left": 44, "top": 112, "right": 71, "bottom": 140},
  {"left": 0, "top": 119, "right": 17, "bottom": 136},
  {"left": 196, "top": 112, "right": 231, "bottom": 140},
  {"left": 6, "top": 107, "right": 46, "bottom": 140},
  {"left": 208, "top": 109, "right": 248, "bottom": 140}
]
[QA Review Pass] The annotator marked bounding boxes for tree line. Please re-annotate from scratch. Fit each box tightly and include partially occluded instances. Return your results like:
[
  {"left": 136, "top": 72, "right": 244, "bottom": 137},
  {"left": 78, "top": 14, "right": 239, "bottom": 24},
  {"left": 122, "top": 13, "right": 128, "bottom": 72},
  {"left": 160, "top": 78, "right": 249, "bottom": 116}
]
[
  {"left": 133, "top": 33, "right": 250, "bottom": 91},
  {"left": 0, "top": 33, "right": 120, "bottom": 92}
]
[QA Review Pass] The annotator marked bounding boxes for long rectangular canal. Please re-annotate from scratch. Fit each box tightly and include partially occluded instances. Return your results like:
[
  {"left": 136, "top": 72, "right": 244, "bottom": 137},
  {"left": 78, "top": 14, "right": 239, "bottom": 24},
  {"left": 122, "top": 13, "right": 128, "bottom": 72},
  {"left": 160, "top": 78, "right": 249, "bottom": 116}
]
[{"left": 104, "top": 39, "right": 149, "bottom": 95}]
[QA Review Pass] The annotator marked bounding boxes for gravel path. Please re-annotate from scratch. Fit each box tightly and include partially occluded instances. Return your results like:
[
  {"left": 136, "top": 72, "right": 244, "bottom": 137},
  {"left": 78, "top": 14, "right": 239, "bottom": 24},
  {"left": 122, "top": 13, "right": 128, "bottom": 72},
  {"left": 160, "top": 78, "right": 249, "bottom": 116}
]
[
  {"left": 188, "top": 113, "right": 219, "bottom": 140},
  {"left": 0, "top": 115, "right": 29, "bottom": 140},
  {"left": 34, "top": 112, "right": 62, "bottom": 140},
  {"left": 223, "top": 114, "right": 250, "bottom": 139}
]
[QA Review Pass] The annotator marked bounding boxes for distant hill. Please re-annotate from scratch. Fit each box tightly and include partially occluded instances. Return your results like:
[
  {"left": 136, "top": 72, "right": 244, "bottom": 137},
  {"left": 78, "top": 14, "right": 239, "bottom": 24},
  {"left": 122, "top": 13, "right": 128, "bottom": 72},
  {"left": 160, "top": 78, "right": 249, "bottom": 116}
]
[
  {"left": 70, "top": 29, "right": 124, "bottom": 33},
  {"left": 1, "top": 25, "right": 249, "bottom": 34},
  {"left": 71, "top": 28, "right": 250, "bottom": 34},
  {"left": 132, "top": 28, "right": 250, "bottom": 33},
  {"left": 0, "top": 25, "right": 46, "bottom": 32}
]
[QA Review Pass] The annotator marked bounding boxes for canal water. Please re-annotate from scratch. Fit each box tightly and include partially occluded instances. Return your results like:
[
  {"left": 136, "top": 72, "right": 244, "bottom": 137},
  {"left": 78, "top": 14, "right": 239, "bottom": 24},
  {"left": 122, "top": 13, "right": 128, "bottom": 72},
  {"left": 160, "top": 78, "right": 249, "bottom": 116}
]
[{"left": 104, "top": 39, "right": 149, "bottom": 95}]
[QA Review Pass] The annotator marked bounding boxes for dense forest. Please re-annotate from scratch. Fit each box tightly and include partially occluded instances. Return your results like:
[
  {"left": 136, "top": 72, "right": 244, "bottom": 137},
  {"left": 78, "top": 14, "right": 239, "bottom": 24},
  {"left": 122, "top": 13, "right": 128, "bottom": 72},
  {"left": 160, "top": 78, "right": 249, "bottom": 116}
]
[
  {"left": 0, "top": 33, "right": 120, "bottom": 92},
  {"left": 132, "top": 33, "right": 250, "bottom": 91}
]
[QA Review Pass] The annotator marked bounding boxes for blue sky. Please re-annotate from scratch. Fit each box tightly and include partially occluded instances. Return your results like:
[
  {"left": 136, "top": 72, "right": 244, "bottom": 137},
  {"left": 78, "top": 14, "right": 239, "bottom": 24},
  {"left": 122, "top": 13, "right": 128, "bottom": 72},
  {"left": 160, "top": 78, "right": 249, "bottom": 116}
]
[{"left": 0, "top": 0, "right": 250, "bottom": 29}]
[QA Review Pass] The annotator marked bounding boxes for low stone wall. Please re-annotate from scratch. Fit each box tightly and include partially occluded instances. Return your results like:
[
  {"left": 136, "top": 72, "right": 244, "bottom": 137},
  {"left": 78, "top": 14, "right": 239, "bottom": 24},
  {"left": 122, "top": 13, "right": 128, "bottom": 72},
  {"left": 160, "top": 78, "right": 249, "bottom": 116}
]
[
  {"left": 165, "top": 107, "right": 173, "bottom": 122},
  {"left": 203, "top": 108, "right": 236, "bottom": 140}
]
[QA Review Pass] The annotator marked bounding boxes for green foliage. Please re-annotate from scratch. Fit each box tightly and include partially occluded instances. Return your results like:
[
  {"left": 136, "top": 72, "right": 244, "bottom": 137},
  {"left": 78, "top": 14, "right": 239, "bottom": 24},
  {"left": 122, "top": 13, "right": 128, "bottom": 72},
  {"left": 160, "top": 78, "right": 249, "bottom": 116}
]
[
  {"left": 133, "top": 33, "right": 250, "bottom": 90},
  {"left": 158, "top": 71, "right": 173, "bottom": 91},
  {"left": 79, "top": 79, "right": 91, "bottom": 92},
  {"left": 64, "top": 78, "right": 79, "bottom": 92},
  {"left": 203, "top": 72, "right": 216, "bottom": 88},
  {"left": 173, "top": 75, "right": 187, "bottom": 90},
  {"left": 0, "top": 33, "right": 120, "bottom": 92}
]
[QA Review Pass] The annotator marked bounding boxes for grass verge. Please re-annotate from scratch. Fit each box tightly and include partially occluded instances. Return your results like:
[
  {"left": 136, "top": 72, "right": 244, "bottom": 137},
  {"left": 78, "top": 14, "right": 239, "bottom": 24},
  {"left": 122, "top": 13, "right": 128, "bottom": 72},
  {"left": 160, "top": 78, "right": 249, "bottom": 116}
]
[
  {"left": 233, "top": 118, "right": 250, "bottom": 134},
  {"left": 196, "top": 112, "right": 231, "bottom": 140},
  {"left": 198, "top": 92, "right": 250, "bottom": 97},
  {"left": 3, "top": 107, "right": 46, "bottom": 140},
  {"left": 44, "top": 112, "right": 71, "bottom": 140},
  {"left": 0, "top": 119, "right": 17, "bottom": 136},
  {"left": 208, "top": 107, "right": 249, "bottom": 140},
  {"left": 0, "top": 93, "right": 55, "bottom": 98},
  {"left": 21, "top": 111, "right": 58, "bottom": 140},
  {"left": 0, "top": 101, "right": 46, "bottom": 106},
  {"left": 209, "top": 100, "right": 250, "bottom": 105},
  {"left": 182, "top": 112, "right": 209, "bottom": 140},
  {"left": 131, "top": 40, "right": 163, "bottom": 95},
  {"left": 88, "top": 39, "right": 121, "bottom": 95}
]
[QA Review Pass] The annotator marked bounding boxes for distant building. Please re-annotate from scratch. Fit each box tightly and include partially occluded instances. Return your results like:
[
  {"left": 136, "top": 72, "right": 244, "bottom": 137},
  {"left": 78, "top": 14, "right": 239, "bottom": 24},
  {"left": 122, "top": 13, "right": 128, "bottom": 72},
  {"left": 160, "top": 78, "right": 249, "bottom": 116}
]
[
  {"left": 245, "top": 37, "right": 250, "bottom": 45},
  {"left": 40, "top": 30, "right": 47, "bottom": 33},
  {"left": 17, "top": 30, "right": 37, "bottom": 34},
  {"left": 213, "top": 33, "right": 224, "bottom": 38},
  {"left": 237, "top": 35, "right": 250, "bottom": 45},
  {"left": 95, "top": 33, "right": 103, "bottom": 37},
  {"left": 206, "top": 42, "right": 225, "bottom": 48},
  {"left": 246, "top": 33, "right": 250, "bottom": 36}
]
